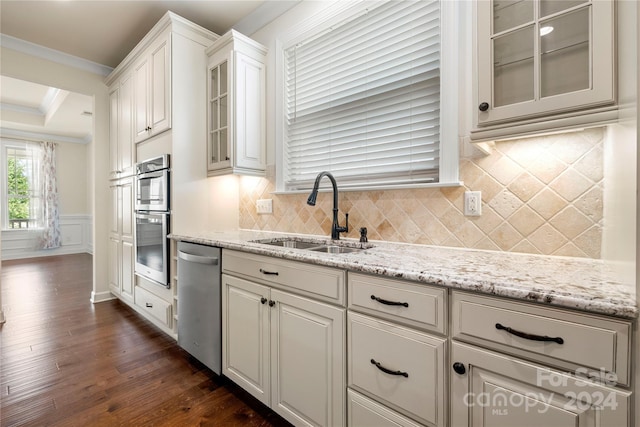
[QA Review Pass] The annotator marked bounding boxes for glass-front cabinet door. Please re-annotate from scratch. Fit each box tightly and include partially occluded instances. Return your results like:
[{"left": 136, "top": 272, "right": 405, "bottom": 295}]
[
  {"left": 476, "top": 0, "right": 614, "bottom": 126},
  {"left": 207, "top": 60, "right": 230, "bottom": 171}
]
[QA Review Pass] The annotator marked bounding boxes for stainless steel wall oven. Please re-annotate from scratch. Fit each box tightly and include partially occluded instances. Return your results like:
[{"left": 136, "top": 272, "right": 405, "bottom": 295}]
[{"left": 134, "top": 155, "right": 170, "bottom": 288}]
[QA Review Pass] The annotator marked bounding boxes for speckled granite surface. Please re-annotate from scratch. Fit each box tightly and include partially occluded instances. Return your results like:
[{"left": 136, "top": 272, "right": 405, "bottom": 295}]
[{"left": 170, "top": 230, "right": 638, "bottom": 319}]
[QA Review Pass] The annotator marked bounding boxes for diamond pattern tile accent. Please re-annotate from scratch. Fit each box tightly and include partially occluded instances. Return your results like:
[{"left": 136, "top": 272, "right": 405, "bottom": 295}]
[{"left": 239, "top": 128, "right": 605, "bottom": 258}]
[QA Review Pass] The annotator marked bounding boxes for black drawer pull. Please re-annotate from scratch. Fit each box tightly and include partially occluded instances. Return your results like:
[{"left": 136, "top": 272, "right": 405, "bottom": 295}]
[
  {"left": 259, "top": 268, "right": 279, "bottom": 276},
  {"left": 370, "top": 359, "right": 408, "bottom": 377},
  {"left": 495, "top": 323, "right": 564, "bottom": 344},
  {"left": 370, "top": 295, "right": 408, "bottom": 307},
  {"left": 146, "top": 302, "right": 153, "bottom": 308}
]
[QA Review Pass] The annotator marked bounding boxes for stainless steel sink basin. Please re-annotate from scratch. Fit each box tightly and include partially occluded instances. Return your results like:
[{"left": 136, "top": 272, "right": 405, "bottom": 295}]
[
  {"left": 251, "top": 238, "right": 372, "bottom": 254},
  {"left": 257, "top": 239, "right": 321, "bottom": 249},
  {"left": 307, "top": 245, "right": 361, "bottom": 254}
]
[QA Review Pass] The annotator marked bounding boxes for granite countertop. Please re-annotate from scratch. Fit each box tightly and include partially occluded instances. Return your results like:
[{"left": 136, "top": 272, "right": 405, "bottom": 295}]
[{"left": 170, "top": 230, "right": 638, "bottom": 319}]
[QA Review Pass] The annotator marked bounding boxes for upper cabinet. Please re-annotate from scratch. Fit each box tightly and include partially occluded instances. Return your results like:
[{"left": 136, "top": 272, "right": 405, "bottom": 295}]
[
  {"left": 109, "top": 72, "right": 135, "bottom": 179},
  {"left": 106, "top": 11, "right": 218, "bottom": 148},
  {"left": 133, "top": 31, "right": 172, "bottom": 143},
  {"left": 471, "top": 0, "right": 616, "bottom": 142},
  {"left": 206, "top": 30, "right": 267, "bottom": 177}
]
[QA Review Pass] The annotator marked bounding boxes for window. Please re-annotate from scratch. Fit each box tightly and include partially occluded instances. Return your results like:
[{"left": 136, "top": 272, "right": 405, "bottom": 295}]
[
  {"left": 2, "top": 141, "right": 41, "bottom": 229},
  {"left": 277, "top": 0, "right": 460, "bottom": 192}
]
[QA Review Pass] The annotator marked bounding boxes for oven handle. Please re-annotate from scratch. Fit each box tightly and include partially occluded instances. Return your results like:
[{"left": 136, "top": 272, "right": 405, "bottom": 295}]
[
  {"left": 135, "top": 212, "right": 169, "bottom": 219},
  {"left": 178, "top": 250, "right": 219, "bottom": 265},
  {"left": 137, "top": 170, "right": 167, "bottom": 180}
]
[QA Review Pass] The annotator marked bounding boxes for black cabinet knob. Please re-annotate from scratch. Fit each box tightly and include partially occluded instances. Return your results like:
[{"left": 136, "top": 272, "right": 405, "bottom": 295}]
[
  {"left": 453, "top": 362, "right": 466, "bottom": 375},
  {"left": 268, "top": 300, "right": 276, "bottom": 307},
  {"left": 260, "top": 297, "right": 267, "bottom": 304},
  {"left": 478, "top": 102, "right": 489, "bottom": 112}
]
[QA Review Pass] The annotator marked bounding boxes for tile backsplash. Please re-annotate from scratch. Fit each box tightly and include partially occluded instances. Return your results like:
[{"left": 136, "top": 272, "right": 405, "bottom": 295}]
[{"left": 240, "top": 128, "right": 604, "bottom": 258}]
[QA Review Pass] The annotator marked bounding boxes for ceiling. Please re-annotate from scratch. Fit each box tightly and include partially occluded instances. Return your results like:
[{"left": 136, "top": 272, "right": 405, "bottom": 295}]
[{"left": 0, "top": 0, "right": 299, "bottom": 144}]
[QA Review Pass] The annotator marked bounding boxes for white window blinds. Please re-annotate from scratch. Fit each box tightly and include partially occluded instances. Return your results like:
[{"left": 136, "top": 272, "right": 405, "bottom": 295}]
[{"left": 284, "top": 0, "right": 441, "bottom": 191}]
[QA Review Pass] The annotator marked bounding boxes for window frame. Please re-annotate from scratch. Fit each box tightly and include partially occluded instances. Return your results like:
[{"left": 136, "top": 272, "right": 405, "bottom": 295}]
[
  {"left": 1, "top": 139, "right": 42, "bottom": 231},
  {"left": 274, "top": 0, "right": 463, "bottom": 193}
]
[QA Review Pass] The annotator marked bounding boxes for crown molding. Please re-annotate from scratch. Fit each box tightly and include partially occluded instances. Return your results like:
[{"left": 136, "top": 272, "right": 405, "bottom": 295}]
[
  {"left": 0, "top": 34, "right": 113, "bottom": 77},
  {"left": 0, "top": 127, "right": 91, "bottom": 145}
]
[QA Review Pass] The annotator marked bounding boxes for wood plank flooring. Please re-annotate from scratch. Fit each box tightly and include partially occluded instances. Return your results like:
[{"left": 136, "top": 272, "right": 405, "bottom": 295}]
[{"left": 0, "top": 253, "right": 291, "bottom": 427}]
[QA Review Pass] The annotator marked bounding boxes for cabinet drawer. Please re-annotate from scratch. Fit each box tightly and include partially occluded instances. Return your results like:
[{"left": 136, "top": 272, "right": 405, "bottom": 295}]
[
  {"left": 348, "top": 312, "right": 446, "bottom": 427},
  {"left": 222, "top": 249, "right": 345, "bottom": 305},
  {"left": 347, "top": 389, "right": 422, "bottom": 427},
  {"left": 348, "top": 273, "right": 446, "bottom": 334},
  {"left": 135, "top": 286, "right": 172, "bottom": 327},
  {"left": 452, "top": 292, "right": 632, "bottom": 386}
]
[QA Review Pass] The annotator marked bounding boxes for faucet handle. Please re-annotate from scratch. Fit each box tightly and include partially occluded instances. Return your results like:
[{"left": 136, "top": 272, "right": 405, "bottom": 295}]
[
  {"left": 344, "top": 213, "right": 349, "bottom": 233},
  {"left": 359, "top": 227, "right": 368, "bottom": 243}
]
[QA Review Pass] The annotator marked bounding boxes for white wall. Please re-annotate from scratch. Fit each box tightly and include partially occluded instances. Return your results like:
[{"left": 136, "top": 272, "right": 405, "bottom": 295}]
[
  {"left": 57, "top": 141, "right": 89, "bottom": 215},
  {"left": 0, "top": 45, "right": 110, "bottom": 302}
]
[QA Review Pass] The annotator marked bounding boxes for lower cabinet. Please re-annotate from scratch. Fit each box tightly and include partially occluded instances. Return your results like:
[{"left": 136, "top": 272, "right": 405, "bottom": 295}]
[
  {"left": 222, "top": 273, "right": 346, "bottom": 427},
  {"left": 134, "top": 286, "right": 173, "bottom": 328},
  {"left": 108, "top": 177, "right": 134, "bottom": 304},
  {"left": 348, "top": 389, "right": 424, "bottom": 427},
  {"left": 451, "top": 341, "right": 631, "bottom": 427},
  {"left": 348, "top": 312, "right": 446, "bottom": 427}
]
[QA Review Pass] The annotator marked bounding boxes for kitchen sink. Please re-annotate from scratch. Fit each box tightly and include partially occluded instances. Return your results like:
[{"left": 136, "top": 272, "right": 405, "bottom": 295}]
[
  {"left": 257, "top": 239, "right": 321, "bottom": 249},
  {"left": 251, "top": 238, "right": 372, "bottom": 253},
  {"left": 307, "top": 245, "right": 361, "bottom": 254}
]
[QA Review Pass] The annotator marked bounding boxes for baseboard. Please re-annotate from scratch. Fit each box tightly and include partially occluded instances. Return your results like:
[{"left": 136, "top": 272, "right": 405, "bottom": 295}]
[
  {"left": 91, "top": 290, "right": 116, "bottom": 303},
  {"left": 2, "top": 247, "right": 91, "bottom": 261}
]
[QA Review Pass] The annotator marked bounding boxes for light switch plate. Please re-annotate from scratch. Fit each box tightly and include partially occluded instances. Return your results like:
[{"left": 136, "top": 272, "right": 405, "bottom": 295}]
[{"left": 256, "top": 199, "right": 273, "bottom": 214}]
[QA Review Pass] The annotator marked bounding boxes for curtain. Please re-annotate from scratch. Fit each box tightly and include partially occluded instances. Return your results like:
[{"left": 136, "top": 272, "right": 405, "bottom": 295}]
[{"left": 37, "top": 141, "right": 61, "bottom": 249}]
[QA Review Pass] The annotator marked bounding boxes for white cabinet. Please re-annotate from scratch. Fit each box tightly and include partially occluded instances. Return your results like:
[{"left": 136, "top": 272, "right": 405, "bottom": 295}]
[
  {"left": 106, "top": 11, "right": 219, "bottom": 339},
  {"left": 348, "top": 312, "right": 446, "bottom": 427},
  {"left": 450, "top": 291, "right": 633, "bottom": 427},
  {"left": 347, "top": 273, "right": 448, "bottom": 427},
  {"left": 109, "top": 72, "right": 135, "bottom": 179},
  {"left": 451, "top": 342, "right": 631, "bottom": 427},
  {"left": 134, "top": 31, "right": 171, "bottom": 143},
  {"left": 222, "top": 250, "right": 346, "bottom": 427},
  {"left": 206, "top": 30, "right": 266, "bottom": 177},
  {"left": 108, "top": 177, "right": 134, "bottom": 303},
  {"left": 472, "top": 0, "right": 616, "bottom": 141}
]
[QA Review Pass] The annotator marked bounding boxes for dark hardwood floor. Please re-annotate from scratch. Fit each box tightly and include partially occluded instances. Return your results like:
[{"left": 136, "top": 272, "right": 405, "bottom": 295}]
[{"left": 0, "top": 253, "right": 291, "bottom": 427}]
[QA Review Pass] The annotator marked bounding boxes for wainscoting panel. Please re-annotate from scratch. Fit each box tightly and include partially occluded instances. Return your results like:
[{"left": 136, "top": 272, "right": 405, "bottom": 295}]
[{"left": 1, "top": 215, "right": 92, "bottom": 260}]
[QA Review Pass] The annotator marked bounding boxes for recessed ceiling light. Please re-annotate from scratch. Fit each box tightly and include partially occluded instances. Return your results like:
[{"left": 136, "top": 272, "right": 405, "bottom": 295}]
[{"left": 540, "top": 26, "right": 554, "bottom": 36}]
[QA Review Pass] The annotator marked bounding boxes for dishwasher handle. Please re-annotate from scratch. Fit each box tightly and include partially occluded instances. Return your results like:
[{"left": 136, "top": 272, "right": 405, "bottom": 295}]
[{"left": 178, "top": 250, "right": 219, "bottom": 265}]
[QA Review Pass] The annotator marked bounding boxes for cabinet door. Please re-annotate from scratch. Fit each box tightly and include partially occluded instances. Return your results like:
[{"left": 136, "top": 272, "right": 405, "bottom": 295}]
[
  {"left": 108, "top": 237, "right": 120, "bottom": 294},
  {"left": 270, "top": 289, "right": 345, "bottom": 427},
  {"left": 133, "top": 56, "right": 150, "bottom": 142},
  {"left": 207, "top": 59, "right": 230, "bottom": 172},
  {"left": 149, "top": 33, "right": 171, "bottom": 137},
  {"left": 233, "top": 51, "right": 265, "bottom": 171},
  {"left": 120, "top": 178, "right": 134, "bottom": 240},
  {"left": 118, "top": 73, "right": 135, "bottom": 176},
  {"left": 109, "top": 86, "right": 119, "bottom": 179},
  {"left": 222, "top": 274, "right": 270, "bottom": 406},
  {"left": 451, "top": 342, "right": 630, "bottom": 427},
  {"left": 121, "top": 241, "right": 134, "bottom": 302},
  {"left": 109, "top": 184, "right": 120, "bottom": 235},
  {"left": 476, "top": 0, "right": 614, "bottom": 125}
]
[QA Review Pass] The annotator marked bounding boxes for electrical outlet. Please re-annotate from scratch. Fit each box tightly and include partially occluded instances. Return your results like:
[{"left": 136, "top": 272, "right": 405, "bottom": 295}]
[
  {"left": 464, "top": 191, "right": 482, "bottom": 216},
  {"left": 256, "top": 199, "right": 273, "bottom": 214}
]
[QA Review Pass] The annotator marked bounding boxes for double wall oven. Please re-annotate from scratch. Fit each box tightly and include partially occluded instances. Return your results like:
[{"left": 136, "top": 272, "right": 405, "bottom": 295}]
[{"left": 134, "top": 154, "right": 171, "bottom": 288}]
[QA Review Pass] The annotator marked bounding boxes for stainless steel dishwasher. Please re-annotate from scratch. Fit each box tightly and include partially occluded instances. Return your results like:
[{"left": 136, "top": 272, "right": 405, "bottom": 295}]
[{"left": 177, "top": 241, "right": 221, "bottom": 374}]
